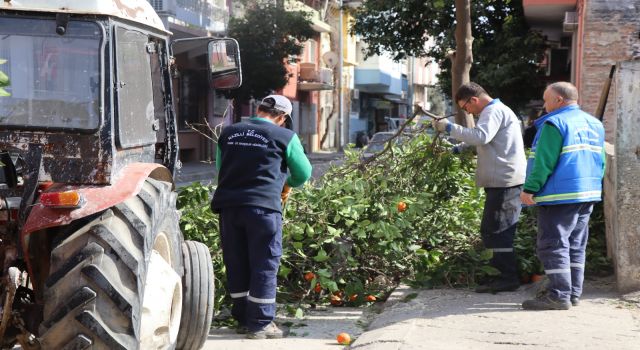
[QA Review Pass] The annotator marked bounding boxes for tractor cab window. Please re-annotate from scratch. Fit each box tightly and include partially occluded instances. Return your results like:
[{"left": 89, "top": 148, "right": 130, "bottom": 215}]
[
  {"left": 0, "top": 17, "right": 101, "bottom": 130},
  {"left": 115, "top": 27, "right": 157, "bottom": 149}
]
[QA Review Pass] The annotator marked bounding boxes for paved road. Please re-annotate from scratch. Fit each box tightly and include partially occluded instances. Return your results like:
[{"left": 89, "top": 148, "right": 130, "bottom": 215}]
[
  {"left": 201, "top": 278, "right": 640, "bottom": 350},
  {"left": 203, "top": 306, "right": 371, "bottom": 350}
]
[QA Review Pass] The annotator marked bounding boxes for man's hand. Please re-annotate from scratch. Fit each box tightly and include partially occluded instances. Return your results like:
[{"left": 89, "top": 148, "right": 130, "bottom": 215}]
[
  {"left": 520, "top": 192, "right": 536, "bottom": 206},
  {"left": 434, "top": 119, "right": 450, "bottom": 133},
  {"left": 281, "top": 184, "right": 292, "bottom": 204}
]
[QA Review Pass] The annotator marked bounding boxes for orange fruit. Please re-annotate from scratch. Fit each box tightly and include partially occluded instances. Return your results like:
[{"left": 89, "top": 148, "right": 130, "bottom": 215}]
[
  {"left": 531, "top": 274, "right": 544, "bottom": 283},
  {"left": 336, "top": 332, "right": 351, "bottom": 345},
  {"left": 397, "top": 201, "right": 407, "bottom": 212},
  {"left": 304, "top": 272, "right": 316, "bottom": 281},
  {"left": 314, "top": 283, "right": 322, "bottom": 293},
  {"left": 349, "top": 294, "right": 358, "bottom": 302},
  {"left": 330, "top": 294, "right": 343, "bottom": 306},
  {"left": 366, "top": 295, "right": 377, "bottom": 302}
]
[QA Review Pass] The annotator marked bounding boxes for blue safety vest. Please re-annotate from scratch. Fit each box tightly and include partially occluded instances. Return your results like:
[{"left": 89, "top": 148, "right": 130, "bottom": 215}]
[{"left": 528, "top": 105, "right": 605, "bottom": 205}]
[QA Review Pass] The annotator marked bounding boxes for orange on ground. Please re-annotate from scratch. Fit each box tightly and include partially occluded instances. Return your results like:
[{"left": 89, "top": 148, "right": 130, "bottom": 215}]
[
  {"left": 336, "top": 332, "right": 351, "bottom": 345},
  {"left": 531, "top": 274, "right": 544, "bottom": 283},
  {"left": 397, "top": 201, "right": 407, "bottom": 212},
  {"left": 349, "top": 294, "right": 358, "bottom": 302},
  {"left": 330, "top": 294, "right": 343, "bottom": 306},
  {"left": 366, "top": 295, "right": 377, "bottom": 302},
  {"left": 314, "top": 283, "right": 322, "bottom": 293}
]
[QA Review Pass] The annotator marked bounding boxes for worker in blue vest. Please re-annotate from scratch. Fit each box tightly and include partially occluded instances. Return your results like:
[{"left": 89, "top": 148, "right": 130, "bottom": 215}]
[
  {"left": 520, "top": 82, "right": 605, "bottom": 310},
  {"left": 211, "top": 95, "right": 312, "bottom": 338}
]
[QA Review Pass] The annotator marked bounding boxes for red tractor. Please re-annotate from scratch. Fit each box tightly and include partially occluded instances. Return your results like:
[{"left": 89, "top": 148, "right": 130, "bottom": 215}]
[{"left": 0, "top": 1, "right": 241, "bottom": 349}]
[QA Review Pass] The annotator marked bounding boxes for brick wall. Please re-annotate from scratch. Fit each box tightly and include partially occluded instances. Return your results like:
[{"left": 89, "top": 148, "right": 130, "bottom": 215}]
[{"left": 578, "top": 0, "right": 640, "bottom": 142}]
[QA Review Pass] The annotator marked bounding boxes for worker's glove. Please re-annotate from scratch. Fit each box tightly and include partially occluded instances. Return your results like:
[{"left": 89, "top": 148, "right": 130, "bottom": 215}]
[
  {"left": 281, "top": 184, "right": 292, "bottom": 204},
  {"left": 434, "top": 119, "right": 451, "bottom": 133}
]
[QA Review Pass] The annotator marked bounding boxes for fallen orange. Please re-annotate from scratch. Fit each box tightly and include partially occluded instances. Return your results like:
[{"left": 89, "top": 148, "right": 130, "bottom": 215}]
[
  {"left": 366, "top": 295, "right": 377, "bottom": 302},
  {"left": 336, "top": 332, "right": 351, "bottom": 345},
  {"left": 531, "top": 274, "right": 544, "bottom": 283}
]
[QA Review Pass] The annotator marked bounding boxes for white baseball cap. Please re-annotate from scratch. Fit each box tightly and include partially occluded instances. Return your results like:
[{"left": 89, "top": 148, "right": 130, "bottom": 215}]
[{"left": 259, "top": 95, "right": 293, "bottom": 116}]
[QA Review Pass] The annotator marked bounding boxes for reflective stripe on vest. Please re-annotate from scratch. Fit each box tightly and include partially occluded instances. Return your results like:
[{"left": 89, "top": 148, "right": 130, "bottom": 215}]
[
  {"left": 561, "top": 144, "right": 602, "bottom": 154},
  {"left": 535, "top": 190, "right": 602, "bottom": 203}
]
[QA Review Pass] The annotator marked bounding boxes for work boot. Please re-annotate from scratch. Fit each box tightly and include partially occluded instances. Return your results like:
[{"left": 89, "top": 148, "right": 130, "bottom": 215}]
[
  {"left": 246, "top": 322, "right": 284, "bottom": 339},
  {"left": 475, "top": 279, "right": 520, "bottom": 294},
  {"left": 570, "top": 295, "right": 580, "bottom": 306},
  {"left": 522, "top": 294, "right": 571, "bottom": 310}
]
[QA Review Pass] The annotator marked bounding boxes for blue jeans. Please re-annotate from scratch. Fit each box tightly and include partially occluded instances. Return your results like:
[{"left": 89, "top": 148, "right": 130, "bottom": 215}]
[
  {"left": 480, "top": 186, "right": 523, "bottom": 282},
  {"left": 219, "top": 206, "right": 282, "bottom": 331},
  {"left": 537, "top": 202, "right": 594, "bottom": 301}
]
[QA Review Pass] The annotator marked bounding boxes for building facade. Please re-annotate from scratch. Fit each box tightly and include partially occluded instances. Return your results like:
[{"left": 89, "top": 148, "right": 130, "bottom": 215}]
[
  {"left": 280, "top": 0, "right": 334, "bottom": 153},
  {"left": 523, "top": 0, "right": 640, "bottom": 140},
  {"left": 148, "top": 0, "right": 230, "bottom": 163}
]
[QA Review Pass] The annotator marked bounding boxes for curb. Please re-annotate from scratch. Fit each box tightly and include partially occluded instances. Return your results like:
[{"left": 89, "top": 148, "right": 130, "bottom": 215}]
[{"left": 349, "top": 285, "right": 417, "bottom": 350}]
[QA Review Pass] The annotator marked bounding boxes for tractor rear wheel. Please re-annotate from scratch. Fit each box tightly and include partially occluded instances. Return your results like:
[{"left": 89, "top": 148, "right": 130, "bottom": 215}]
[
  {"left": 176, "top": 240, "right": 214, "bottom": 350},
  {"left": 39, "top": 178, "right": 184, "bottom": 350}
]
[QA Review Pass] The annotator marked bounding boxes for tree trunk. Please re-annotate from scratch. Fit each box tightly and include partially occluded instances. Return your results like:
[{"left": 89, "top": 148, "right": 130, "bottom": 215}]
[
  {"left": 233, "top": 98, "right": 242, "bottom": 123},
  {"left": 452, "top": 0, "right": 474, "bottom": 128}
]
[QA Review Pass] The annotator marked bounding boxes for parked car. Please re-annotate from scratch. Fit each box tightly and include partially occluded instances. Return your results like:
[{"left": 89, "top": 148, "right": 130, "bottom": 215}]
[{"left": 362, "top": 132, "right": 408, "bottom": 160}]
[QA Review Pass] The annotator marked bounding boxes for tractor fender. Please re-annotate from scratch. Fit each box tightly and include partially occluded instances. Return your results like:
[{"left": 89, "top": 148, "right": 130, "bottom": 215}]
[{"left": 22, "top": 162, "right": 174, "bottom": 238}]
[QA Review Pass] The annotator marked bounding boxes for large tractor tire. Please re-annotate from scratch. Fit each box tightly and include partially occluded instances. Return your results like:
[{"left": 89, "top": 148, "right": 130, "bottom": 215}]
[
  {"left": 39, "top": 178, "right": 184, "bottom": 350},
  {"left": 176, "top": 240, "right": 214, "bottom": 350}
]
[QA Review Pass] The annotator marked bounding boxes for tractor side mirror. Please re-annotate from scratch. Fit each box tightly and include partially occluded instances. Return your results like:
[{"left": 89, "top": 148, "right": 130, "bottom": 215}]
[{"left": 208, "top": 38, "right": 241, "bottom": 90}]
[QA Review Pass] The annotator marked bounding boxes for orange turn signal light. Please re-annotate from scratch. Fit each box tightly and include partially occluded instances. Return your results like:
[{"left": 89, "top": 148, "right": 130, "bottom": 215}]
[{"left": 40, "top": 191, "right": 85, "bottom": 208}]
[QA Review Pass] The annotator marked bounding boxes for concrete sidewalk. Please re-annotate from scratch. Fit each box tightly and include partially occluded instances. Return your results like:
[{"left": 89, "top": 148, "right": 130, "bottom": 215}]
[
  {"left": 204, "top": 306, "right": 372, "bottom": 350},
  {"left": 351, "top": 277, "right": 640, "bottom": 349}
]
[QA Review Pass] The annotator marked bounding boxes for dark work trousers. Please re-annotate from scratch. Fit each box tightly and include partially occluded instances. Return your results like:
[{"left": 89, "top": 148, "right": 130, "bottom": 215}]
[
  {"left": 537, "top": 202, "right": 594, "bottom": 302},
  {"left": 480, "top": 186, "right": 523, "bottom": 282},
  {"left": 219, "top": 206, "right": 282, "bottom": 331}
]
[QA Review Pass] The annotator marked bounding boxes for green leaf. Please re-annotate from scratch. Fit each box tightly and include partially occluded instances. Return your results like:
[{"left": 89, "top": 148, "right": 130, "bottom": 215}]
[
  {"left": 327, "top": 226, "right": 340, "bottom": 236},
  {"left": 322, "top": 279, "right": 339, "bottom": 293},
  {"left": 316, "top": 269, "right": 332, "bottom": 278},
  {"left": 305, "top": 224, "right": 315, "bottom": 235},
  {"left": 0, "top": 71, "right": 9, "bottom": 86},
  {"left": 278, "top": 265, "right": 291, "bottom": 277},
  {"left": 479, "top": 249, "right": 493, "bottom": 261},
  {"left": 480, "top": 266, "right": 501, "bottom": 276},
  {"left": 313, "top": 249, "right": 329, "bottom": 262}
]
